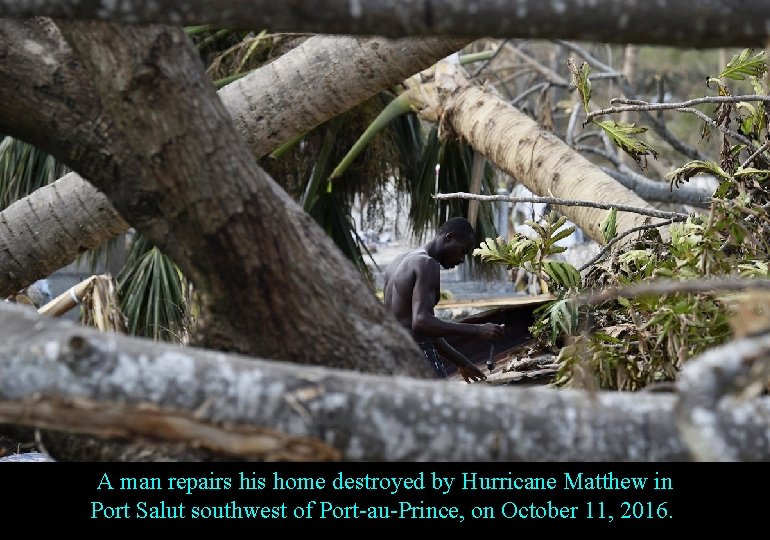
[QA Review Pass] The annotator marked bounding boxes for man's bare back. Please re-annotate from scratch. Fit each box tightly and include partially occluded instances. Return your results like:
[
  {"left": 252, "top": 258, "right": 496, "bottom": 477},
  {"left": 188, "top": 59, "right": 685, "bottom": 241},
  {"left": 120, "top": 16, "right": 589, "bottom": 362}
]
[{"left": 384, "top": 248, "right": 443, "bottom": 342}]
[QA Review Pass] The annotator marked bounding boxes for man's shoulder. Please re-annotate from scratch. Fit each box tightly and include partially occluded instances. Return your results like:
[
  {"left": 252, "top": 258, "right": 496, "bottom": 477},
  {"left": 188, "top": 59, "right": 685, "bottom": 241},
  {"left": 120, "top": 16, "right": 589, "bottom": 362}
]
[{"left": 385, "top": 248, "right": 436, "bottom": 274}]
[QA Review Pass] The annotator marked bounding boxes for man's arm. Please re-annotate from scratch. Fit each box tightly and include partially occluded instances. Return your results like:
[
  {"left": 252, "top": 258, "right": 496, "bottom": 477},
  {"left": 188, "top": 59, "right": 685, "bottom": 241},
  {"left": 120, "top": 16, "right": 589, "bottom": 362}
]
[
  {"left": 434, "top": 338, "right": 486, "bottom": 383},
  {"left": 410, "top": 257, "right": 505, "bottom": 340}
]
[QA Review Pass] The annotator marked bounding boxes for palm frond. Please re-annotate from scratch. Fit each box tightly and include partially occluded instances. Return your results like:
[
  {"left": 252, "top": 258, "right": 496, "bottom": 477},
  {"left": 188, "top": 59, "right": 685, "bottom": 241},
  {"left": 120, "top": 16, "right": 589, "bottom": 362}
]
[
  {"left": 117, "top": 235, "right": 193, "bottom": 342},
  {"left": 0, "top": 136, "right": 69, "bottom": 210}
]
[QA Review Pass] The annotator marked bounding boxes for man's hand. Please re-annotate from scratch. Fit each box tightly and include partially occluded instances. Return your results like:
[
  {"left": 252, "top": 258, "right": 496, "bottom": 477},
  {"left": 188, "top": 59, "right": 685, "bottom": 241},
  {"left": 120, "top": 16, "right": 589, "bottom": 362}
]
[
  {"left": 458, "top": 364, "right": 487, "bottom": 383},
  {"left": 476, "top": 322, "right": 506, "bottom": 341}
]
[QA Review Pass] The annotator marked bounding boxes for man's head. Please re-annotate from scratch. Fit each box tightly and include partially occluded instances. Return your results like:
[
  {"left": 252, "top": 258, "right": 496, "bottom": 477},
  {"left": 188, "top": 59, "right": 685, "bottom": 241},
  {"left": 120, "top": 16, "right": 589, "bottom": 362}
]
[{"left": 434, "top": 217, "right": 476, "bottom": 269}]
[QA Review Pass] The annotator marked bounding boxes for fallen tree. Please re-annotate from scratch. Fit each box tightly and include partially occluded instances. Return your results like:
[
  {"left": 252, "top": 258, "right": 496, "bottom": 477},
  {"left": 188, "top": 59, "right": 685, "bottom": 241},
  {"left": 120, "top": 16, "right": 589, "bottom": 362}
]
[
  {"left": 0, "top": 18, "right": 466, "bottom": 298},
  {"left": 1, "top": 302, "right": 768, "bottom": 462},
  {"left": 0, "top": 0, "right": 766, "bottom": 47}
]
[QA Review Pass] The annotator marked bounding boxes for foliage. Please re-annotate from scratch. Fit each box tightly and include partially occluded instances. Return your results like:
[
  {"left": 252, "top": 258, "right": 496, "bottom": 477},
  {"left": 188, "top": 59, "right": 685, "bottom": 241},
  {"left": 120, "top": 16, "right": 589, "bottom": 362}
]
[
  {"left": 473, "top": 210, "right": 581, "bottom": 293},
  {"left": 599, "top": 207, "right": 617, "bottom": 243},
  {"left": 116, "top": 235, "right": 198, "bottom": 342},
  {"left": 716, "top": 48, "right": 767, "bottom": 81},
  {"left": 567, "top": 59, "right": 658, "bottom": 167},
  {"left": 479, "top": 48, "right": 770, "bottom": 391},
  {"left": 0, "top": 136, "right": 69, "bottom": 210}
]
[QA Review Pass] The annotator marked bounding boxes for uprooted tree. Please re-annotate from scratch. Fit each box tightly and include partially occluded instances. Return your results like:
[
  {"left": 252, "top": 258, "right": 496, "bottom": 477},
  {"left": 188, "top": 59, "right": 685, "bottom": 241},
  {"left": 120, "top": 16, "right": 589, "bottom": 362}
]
[{"left": 1, "top": 6, "right": 770, "bottom": 461}]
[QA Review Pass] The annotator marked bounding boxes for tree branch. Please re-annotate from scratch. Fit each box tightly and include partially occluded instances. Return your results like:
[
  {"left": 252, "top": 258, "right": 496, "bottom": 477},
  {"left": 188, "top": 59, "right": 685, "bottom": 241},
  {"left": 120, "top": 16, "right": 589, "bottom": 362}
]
[
  {"left": 574, "top": 143, "right": 712, "bottom": 207},
  {"left": 675, "top": 333, "right": 770, "bottom": 462},
  {"left": 2, "top": 302, "right": 769, "bottom": 461},
  {"left": 588, "top": 95, "right": 770, "bottom": 119},
  {"left": 577, "top": 278, "right": 770, "bottom": 306},
  {"left": 3, "top": 1, "right": 765, "bottom": 47},
  {"left": 577, "top": 219, "right": 677, "bottom": 272},
  {"left": 434, "top": 192, "right": 689, "bottom": 220},
  {"left": 741, "top": 139, "right": 770, "bottom": 168},
  {"left": 558, "top": 39, "right": 708, "bottom": 161}
]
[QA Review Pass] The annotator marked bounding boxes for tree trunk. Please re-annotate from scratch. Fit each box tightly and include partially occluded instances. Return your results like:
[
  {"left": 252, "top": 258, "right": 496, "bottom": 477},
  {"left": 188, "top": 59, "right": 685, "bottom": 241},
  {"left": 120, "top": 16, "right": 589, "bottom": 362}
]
[
  {"left": 0, "top": 1, "right": 766, "bottom": 47},
  {"left": 0, "top": 173, "right": 128, "bottom": 296},
  {"left": 0, "top": 18, "right": 465, "bottom": 298},
  {"left": 45, "top": 20, "right": 430, "bottom": 376},
  {"left": 410, "top": 63, "right": 660, "bottom": 243},
  {"left": 220, "top": 35, "right": 469, "bottom": 158},
  {"left": 0, "top": 17, "right": 429, "bottom": 375},
  {"left": 1, "top": 302, "right": 768, "bottom": 461}
]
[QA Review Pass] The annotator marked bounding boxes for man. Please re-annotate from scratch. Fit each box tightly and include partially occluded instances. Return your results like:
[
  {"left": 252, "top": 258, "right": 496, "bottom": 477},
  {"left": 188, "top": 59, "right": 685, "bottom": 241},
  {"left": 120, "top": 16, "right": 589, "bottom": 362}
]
[{"left": 383, "top": 217, "right": 506, "bottom": 383}]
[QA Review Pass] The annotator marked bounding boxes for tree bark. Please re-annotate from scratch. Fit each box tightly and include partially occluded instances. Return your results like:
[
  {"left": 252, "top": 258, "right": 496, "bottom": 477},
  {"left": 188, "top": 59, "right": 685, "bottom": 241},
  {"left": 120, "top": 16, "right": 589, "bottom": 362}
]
[
  {"left": 0, "top": 1, "right": 767, "bottom": 48},
  {"left": 0, "top": 18, "right": 464, "bottom": 298},
  {"left": 1, "top": 302, "right": 768, "bottom": 461},
  {"left": 410, "top": 63, "right": 661, "bottom": 243},
  {"left": 46, "top": 20, "right": 430, "bottom": 376},
  {"left": 0, "top": 173, "right": 128, "bottom": 296},
  {"left": 220, "top": 35, "right": 469, "bottom": 158},
  {"left": 0, "top": 17, "right": 429, "bottom": 376}
]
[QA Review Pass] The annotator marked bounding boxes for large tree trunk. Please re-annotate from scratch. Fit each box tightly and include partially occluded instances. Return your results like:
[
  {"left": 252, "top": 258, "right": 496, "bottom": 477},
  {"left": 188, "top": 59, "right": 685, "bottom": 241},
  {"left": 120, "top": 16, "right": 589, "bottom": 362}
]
[
  {"left": 0, "top": 19, "right": 465, "bottom": 298},
  {"left": 0, "top": 172, "right": 128, "bottom": 296},
  {"left": 1, "top": 302, "right": 768, "bottom": 461},
  {"left": 410, "top": 63, "right": 660, "bottom": 243},
  {"left": 50, "top": 20, "right": 431, "bottom": 376},
  {"left": 0, "top": 17, "right": 430, "bottom": 376},
  {"left": 0, "top": 1, "right": 766, "bottom": 47}
]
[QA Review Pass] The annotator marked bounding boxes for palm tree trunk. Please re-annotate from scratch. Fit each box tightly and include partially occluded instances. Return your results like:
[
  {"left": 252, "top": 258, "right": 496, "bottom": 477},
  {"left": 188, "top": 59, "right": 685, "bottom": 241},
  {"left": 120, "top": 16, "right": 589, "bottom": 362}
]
[
  {"left": 412, "top": 63, "right": 661, "bottom": 243},
  {"left": 220, "top": 35, "right": 469, "bottom": 157},
  {"left": 0, "top": 173, "right": 128, "bottom": 296}
]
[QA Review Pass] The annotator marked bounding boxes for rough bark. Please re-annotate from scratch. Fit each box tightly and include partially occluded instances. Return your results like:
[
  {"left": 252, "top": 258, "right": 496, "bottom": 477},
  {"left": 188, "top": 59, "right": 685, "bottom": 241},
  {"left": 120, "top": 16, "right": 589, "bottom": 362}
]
[
  {"left": 50, "top": 20, "right": 429, "bottom": 376},
  {"left": 450, "top": 89, "right": 660, "bottom": 242},
  {"left": 0, "top": 17, "right": 428, "bottom": 376},
  {"left": 0, "top": 19, "right": 465, "bottom": 297},
  {"left": 1, "top": 302, "right": 768, "bottom": 462},
  {"left": 0, "top": 173, "right": 128, "bottom": 297},
  {"left": 0, "top": 0, "right": 767, "bottom": 48}
]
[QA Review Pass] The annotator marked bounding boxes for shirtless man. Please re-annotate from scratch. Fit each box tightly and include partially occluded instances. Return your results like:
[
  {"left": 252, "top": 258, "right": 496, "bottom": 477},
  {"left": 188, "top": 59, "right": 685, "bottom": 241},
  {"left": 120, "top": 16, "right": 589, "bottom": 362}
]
[{"left": 383, "top": 217, "right": 506, "bottom": 382}]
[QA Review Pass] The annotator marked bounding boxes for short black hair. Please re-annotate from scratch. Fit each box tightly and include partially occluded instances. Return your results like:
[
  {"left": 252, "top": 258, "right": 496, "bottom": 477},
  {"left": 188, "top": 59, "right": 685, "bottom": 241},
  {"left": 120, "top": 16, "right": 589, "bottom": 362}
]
[{"left": 437, "top": 217, "right": 475, "bottom": 239}]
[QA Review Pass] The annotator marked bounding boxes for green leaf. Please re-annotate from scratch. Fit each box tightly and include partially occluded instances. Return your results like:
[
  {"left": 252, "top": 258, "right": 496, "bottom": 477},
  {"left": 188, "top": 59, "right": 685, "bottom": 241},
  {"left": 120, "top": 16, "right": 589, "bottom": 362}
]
[
  {"left": 545, "top": 298, "right": 578, "bottom": 340},
  {"left": 567, "top": 58, "right": 592, "bottom": 113},
  {"left": 596, "top": 120, "right": 659, "bottom": 164},
  {"left": 668, "top": 160, "right": 731, "bottom": 188},
  {"left": 734, "top": 167, "right": 770, "bottom": 179},
  {"left": 329, "top": 93, "right": 413, "bottom": 180},
  {"left": 600, "top": 207, "right": 618, "bottom": 243},
  {"left": 543, "top": 260, "right": 582, "bottom": 289},
  {"left": 719, "top": 49, "right": 767, "bottom": 81}
]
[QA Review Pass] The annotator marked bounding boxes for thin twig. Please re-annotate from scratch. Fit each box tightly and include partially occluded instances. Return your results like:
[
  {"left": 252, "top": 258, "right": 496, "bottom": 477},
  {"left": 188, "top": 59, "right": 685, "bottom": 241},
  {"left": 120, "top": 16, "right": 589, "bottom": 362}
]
[
  {"left": 565, "top": 101, "right": 581, "bottom": 146},
  {"left": 578, "top": 219, "right": 676, "bottom": 272},
  {"left": 590, "top": 102, "right": 756, "bottom": 151},
  {"left": 588, "top": 95, "right": 770, "bottom": 119},
  {"left": 577, "top": 278, "right": 770, "bottom": 306},
  {"left": 472, "top": 38, "right": 510, "bottom": 78},
  {"left": 680, "top": 107, "right": 755, "bottom": 149},
  {"left": 434, "top": 192, "right": 689, "bottom": 220},
  {"left": 555, "top": 40, "right": 615, "bottom": 74},
  {"left": 511, "top": 82, "right": 549, "bottom": 107},
  {"left": 741, "top": 139, "right": 770, "bottom": 169},
  {"left": 558, "top": 39, "right": 707, "bottom": 161},
  {"left": 746, "top": 201, "right": 770, "bottom": 224}
]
